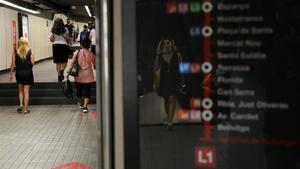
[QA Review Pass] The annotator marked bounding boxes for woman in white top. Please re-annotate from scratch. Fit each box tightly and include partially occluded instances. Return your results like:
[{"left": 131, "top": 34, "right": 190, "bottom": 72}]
[
  {"left": 89, "top": 23, "right": 96, "bottom": 55},
  {"left": 49, "top": 18, "right": 71, "bottom": 82}
]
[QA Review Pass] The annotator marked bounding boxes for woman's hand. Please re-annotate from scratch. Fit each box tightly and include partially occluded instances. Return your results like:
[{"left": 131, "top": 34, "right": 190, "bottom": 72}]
[{"left": 49, "top": 34, "right": 55, "bottom": 42}]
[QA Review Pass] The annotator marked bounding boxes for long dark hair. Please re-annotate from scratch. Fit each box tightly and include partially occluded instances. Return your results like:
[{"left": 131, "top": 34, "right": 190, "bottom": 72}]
[{"left": 51, "top": 18, "right": 66, "bottom": 35}]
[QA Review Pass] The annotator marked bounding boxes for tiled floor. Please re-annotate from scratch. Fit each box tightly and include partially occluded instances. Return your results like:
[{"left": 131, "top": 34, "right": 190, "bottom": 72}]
[{"left": 0, "top": 104, "right": 98, "bottom": 169}]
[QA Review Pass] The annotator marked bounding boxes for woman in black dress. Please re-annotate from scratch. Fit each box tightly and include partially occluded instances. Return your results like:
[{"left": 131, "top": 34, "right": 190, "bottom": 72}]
[
  {"left": 9, "top": 37, "right": 35, "bottom": 114},
  {"left": 153, "top": 38, "right": 182, "bottom": 129}
]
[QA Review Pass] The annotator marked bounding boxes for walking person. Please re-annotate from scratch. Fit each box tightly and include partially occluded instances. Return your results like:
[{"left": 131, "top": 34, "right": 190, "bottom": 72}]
[
  {"left": 65, "top": 18, "right": 74, "bottom": 44},
  {"left": 153, "top": 37, "right": 182, "bottom": 130},
  {"left": 89, "top": 22, "right": 96, "bottom": 55},
  {"left": 79, "top": 24, "right": 90, "bottom": 44},
  {"left": 49, "top": 18, "right": 71, "bottom": 82},
  {"left": 67, "top": 38, "right": 96, "bottom": 113},
  {"left": 9, "top": 36, "right": 35, "bottom": 114}
]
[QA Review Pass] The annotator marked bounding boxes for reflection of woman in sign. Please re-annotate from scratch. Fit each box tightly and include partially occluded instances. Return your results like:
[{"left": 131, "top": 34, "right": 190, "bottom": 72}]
[{"left": 153, "top": 37, "right": 182, "bottom": 130}]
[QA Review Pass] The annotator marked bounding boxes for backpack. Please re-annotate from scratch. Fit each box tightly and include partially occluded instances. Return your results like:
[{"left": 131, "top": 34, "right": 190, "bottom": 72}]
[
  {"left": 62, "top": 80, "right": 73, "bottom": 99},
  {"left": 65, "top": 24, "right": 74, "bottom": 36},
  {"left": 80, "top": 31, "right": 90, "bottom": 43}
]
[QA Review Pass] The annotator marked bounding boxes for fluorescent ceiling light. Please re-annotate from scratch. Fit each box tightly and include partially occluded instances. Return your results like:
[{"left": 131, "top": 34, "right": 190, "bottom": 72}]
[
  {"left": 0, "top": 0, "right": 40, "bottom": 14},
  {"left": 85, "top": 5, "right": 92, "bottom": 17}
]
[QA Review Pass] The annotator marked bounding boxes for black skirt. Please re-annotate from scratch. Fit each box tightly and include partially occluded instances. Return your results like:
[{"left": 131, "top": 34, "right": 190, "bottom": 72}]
[
  {"left": 52, "top": 44, "right": 70, "bottom": 63},
  {"left": 16, "top": 69, "right": 34, "bottom": 85}
]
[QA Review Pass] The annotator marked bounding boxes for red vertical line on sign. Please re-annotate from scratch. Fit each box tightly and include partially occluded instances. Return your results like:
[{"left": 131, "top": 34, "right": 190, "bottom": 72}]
[
  {"left": 204, "top": 38, "right": 212, "bottom": 61},
  {"left": 203, "top": 74, "right": 212, "bottom": 98},
  {"left": 203, "top": 8, "right": 212, "bottom": 61},
  {"left": 202, "top": 0, "right": 213, "bottom": 141},
  {"left": 203, "top": 121, "right": 213, "bottom": 141},
  {"left": 13, "top": 21, "right": 17, "bottom": 51},
  {"left": 203, "top": 7, "right": 211, "bottom": 25}
]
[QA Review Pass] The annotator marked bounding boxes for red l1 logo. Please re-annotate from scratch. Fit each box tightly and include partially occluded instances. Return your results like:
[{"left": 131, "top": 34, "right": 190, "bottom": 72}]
[{"left": 195, "top": 147, "right": 216, "bottom": 168}]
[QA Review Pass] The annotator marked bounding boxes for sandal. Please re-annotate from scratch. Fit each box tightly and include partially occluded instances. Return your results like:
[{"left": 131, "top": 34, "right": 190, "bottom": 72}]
[
  {"left": 17, "top": 106, "right": 23, "bottom": 112},
  {"left": 24, "top": 110, "right": 30, "bottom": 114}
]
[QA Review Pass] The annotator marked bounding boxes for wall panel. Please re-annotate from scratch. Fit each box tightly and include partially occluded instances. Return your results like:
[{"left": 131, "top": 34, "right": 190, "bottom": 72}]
[
  {"left": 0, "top": 8, "right": 7, "bottom": 70},
  {"left": 0, "top": 7, "right": 52, "bottom": 71},
  {"left": 28, "top": 15, "right": 52, "bottom": 61}
]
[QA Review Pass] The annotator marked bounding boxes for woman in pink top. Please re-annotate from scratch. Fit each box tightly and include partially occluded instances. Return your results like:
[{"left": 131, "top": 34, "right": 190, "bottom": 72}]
[{"left": 67, "top": 38, "right": 96, "bottom": 113}]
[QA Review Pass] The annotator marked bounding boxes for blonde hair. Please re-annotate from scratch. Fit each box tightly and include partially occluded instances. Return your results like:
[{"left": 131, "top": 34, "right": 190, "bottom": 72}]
[{"left": 17, "top": 37, "right": 30, "bottom": 59}]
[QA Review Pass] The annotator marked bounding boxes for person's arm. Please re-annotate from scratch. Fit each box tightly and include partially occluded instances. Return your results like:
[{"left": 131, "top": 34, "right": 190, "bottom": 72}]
[
  {"left": 63, "top": 31, "right": 71, "bottom": 45},
  {"left": 177, "top": 52, "right": 185, "bottom": 84},
  {"left": 92, "top": 53, "right": 96, "bottom": 65},
  {"left": 153, "top": 54, "right": 160, "bottom": 71},
  {"left": 9, "top": 52, "right": 16, "bottom": 81},
  {"left": 77, "top": 32, "right": 81, "bottom": 43},
  {"left": 49, "top": 33, "right": 55, "bottom": 42},
  {"left": 153, "top": 54, "right": 160, "bottom": 91},
  {"left": 92, "top": 53, "right": 96, "bottom": 69},
  {"left": 30, "top": 51, "right": 35, "bottom": 65},
  {"left": 89, "top": 30, "right": 93, "bottom": 40}
]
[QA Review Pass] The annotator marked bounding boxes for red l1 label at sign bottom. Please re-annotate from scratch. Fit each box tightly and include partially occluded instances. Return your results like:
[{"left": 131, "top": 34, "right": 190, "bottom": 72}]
[{"left": 195, "top": 147, "right": 216, "bottom": 168}]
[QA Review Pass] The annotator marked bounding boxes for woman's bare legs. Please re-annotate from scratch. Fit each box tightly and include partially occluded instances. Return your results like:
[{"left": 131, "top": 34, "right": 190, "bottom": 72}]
[
  {"left": 83, "top": 98, "right": 89, "bottom": 108},
  {"left": 167, "top": 95, "right": 177, "bottom": 124},
  {"left": 163, "top": 98, "right": 169, "bottom": 124},
  {"left": 56, "top": 63, "right": 61, "bottom": 76},
  {"left": 23, "top": 85, "right": 30, "bottom": 113},
  {"left": 61, "top": 63, "right": 67, "bottom": 75},
  {"left": 18, "top": 84, "right": 24, "bottom": 108},
  {"left": 57, "top": 62, "right": 68, "bottom": 81},
  {"left": 163, "top": 95, "right": 177, "bottom": 130}
]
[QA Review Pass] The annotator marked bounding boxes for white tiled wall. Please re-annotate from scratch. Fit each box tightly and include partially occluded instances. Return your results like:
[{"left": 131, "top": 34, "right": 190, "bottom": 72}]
[
  {"left": 28, "top": 15, "right": 53, "bottom": 62},
  {"left": 0, "top": 8, "right": 18, "bottom": 71},
  {"left": 0, "top": 7, "right": 53, "bottom": 71}
]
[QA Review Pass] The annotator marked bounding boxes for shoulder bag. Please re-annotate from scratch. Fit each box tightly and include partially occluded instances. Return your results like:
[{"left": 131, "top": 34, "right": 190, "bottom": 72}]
[{"left": 69, "top": 49, "right": 80, "bottom": 76}]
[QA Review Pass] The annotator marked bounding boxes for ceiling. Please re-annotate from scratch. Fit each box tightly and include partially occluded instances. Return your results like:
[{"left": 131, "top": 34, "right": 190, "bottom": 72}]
[{"left": 2, "top": 0, "right": 96, "bottom": 22}]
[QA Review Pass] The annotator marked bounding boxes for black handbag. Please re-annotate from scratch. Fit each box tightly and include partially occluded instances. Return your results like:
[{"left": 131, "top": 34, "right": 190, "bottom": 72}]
[
  {"left": 62, "top": 79, "right": 73, "bottom": 98},
  {"left": 69, "top": 50, "right": 80, "bottom": 76}
]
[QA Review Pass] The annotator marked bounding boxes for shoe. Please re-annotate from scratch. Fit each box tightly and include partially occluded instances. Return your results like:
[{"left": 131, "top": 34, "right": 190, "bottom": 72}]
[
  {"left": 167, "top": 123, "right": 174, "bottom": 131},
  {"left": 17, "top": 106, "right": 23, "bottom": 113},
  {"left": 82, "top": 107, "right": 88, "bottom": 113},
  {"left": 58, "top": 76, "right": 63, "bottom": 82},
  {"left": 77, "top": 102, "right": 84, "bottom": 109},
  {"left": 24, "top": 110, "right": 30, "bottom": 114},
  {"left": 60, "top": 70, "right": 65, "bottom": 81},
  {"left": 77, "top": 103, "right": 83, "bottom": 109}
]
